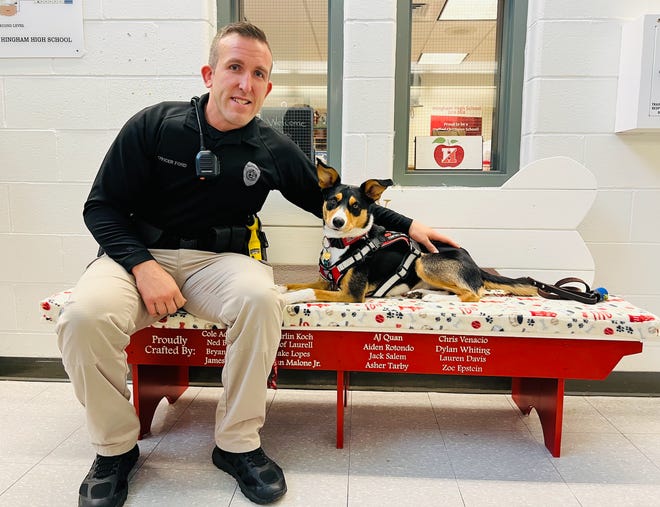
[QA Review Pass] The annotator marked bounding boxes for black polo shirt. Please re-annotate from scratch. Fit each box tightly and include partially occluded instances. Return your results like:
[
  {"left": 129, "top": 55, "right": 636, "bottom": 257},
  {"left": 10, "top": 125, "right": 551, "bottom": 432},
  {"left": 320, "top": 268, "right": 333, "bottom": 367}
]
[{"left": 84, "top": 93, "right": 412, "bottom": 272}]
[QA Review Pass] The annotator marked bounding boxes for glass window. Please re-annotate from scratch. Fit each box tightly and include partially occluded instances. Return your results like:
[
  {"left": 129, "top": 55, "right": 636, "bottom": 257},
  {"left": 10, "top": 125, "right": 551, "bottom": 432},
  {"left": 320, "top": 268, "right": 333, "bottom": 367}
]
[
  {"left": 394, "top": 0, "right": 528, "bottom": 186},
  {"left": 229, "top": 0, "right": 332, "bottom": 163}
]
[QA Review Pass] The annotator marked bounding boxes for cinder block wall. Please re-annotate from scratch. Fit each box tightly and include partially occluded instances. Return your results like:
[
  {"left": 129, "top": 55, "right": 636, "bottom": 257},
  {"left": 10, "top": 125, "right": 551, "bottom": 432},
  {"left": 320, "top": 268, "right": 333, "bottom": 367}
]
[
  {"left": 522, "top": 0, "right": 660, "bottom": 312},
  {"left": 0, "top": 0, "right": 215, "bottom": 357},
  {"left": 341, "top": 1, "right": 396, "bottom": 183},
  {"left": 521, "top": 0, "right": 660, "bottom": 369},
  {"left": 1, "top": 0, "right": 659, "bottom": 373}
]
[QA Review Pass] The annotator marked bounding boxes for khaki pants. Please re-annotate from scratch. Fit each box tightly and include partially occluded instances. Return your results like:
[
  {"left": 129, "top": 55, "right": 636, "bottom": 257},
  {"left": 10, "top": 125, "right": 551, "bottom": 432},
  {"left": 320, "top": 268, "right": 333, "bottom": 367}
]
[{"left": 56, "top": 250, "right": 284, "bottom": 456}]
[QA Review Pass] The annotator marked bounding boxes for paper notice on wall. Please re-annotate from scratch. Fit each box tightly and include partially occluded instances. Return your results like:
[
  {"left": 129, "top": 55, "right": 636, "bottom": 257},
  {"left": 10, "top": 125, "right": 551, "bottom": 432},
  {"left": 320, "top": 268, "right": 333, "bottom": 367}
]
[
  {"left": 650, "top": 19, "right": 660, "bottom": 117},
  {"left": 430, "top": 106, "right": 482, "bottom": 136},
  {"left": 0, "top": 0, "right": 83, "bottom": 58}
]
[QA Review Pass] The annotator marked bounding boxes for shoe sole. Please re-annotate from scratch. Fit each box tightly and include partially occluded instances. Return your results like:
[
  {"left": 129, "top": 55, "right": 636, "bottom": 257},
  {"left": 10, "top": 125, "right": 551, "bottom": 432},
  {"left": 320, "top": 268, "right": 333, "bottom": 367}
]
[
  {"left": 78, "top": 488, "right": 127, "bottom": 507},
  {"left": 79, "top": 445, "right": 138, "bottom": 507},
  {"left": 212, "top": 451, "right": 287, "bottom": 505}
]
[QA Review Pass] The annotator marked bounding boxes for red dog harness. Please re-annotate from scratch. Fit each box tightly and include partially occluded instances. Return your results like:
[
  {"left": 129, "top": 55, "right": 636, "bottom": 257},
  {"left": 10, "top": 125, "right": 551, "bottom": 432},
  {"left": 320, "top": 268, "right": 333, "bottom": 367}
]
[{"left": 319, "top": 231, "right": 422, "bottom": 297}]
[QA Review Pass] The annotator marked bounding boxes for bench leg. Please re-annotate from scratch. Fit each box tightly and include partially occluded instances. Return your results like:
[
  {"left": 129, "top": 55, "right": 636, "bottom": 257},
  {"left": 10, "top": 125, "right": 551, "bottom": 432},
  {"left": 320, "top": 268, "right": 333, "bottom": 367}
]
[
  {"left": 511, "top": 377, "right": 564, "bottom": 457},
  {"left": 131, "top": 364, "right": 190, "bottom": 439},
  {"left": 336, "top": 370, "right": 346, "bottom": 449}
]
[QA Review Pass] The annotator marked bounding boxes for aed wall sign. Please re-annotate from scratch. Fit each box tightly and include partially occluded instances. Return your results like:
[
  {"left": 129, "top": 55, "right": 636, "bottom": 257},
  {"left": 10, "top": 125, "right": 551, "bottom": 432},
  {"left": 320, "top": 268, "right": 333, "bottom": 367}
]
[
  {"left": 651, "top": 17, "right": 660, "bottom": 117},
  {"left": 615, "top": 14, "right": 660, "bottom": 132},
  {"left": 0, "top": 0, "right": 83, "bottom": 58}
]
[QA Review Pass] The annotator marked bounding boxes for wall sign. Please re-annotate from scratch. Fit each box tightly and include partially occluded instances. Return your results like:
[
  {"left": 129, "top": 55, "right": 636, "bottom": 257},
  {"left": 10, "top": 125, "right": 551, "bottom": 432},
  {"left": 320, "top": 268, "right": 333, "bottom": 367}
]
[
  {"left": 430, "top": 105, "right": 483, "bottom": 136},
  {"left": 415, "top": 135, "right": 483, "bottom": 170},
  {"left": 615, "top": 14, "right": 660, "bottom": 131},
  {"left": 0, "top": 0, "right": 83, "bottom": 58},
  {"left": 650, "top": 16, "right": 660, "bottom": 117}
]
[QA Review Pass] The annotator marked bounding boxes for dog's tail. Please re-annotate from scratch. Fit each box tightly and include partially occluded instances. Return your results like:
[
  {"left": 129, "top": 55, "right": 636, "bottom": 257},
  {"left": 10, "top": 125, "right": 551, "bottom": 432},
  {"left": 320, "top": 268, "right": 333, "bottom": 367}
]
[{"left": 480, "top": 270, "right": 538, "bottom": 296}]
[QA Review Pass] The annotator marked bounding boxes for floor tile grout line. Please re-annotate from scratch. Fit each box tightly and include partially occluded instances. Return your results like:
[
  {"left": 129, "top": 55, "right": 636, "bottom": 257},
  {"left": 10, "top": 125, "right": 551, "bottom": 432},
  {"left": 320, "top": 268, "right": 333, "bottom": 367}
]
[
  {"left": 136, "top": 385, "right": 239, "bottom": 506},
  {"left": 0, "top": 462, "right": 39, "bottom": 498},
  {"left": 427, "top": 391, "right": 466, "bottom": 505},
  {"left": 133, "top": 384, "right": 205, "bottom": 478},
  {"left": 540, "top": 396, "right": 583, "bottom": 506},
  {"left": 0, "top": 415, "right": 85, "bottom": 499},
  {"left": 621, "top": 432, "right": 660, "bottom": 473},
  {"left": 583, "top": 395, "right": 636, "bottom": 437},
  {"left": 7, "top": 383, "right": 660, "bottom": 506}
]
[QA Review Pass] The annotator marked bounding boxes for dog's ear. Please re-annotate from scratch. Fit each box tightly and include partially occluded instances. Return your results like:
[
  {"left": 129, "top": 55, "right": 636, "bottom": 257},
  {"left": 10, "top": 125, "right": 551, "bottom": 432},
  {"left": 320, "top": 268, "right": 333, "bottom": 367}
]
[
  {"left": 361, "top": 179, "right": 394, "bottom": 202},
  {"left": 316, "top": 159, "right": 340, "bottom": 189}
]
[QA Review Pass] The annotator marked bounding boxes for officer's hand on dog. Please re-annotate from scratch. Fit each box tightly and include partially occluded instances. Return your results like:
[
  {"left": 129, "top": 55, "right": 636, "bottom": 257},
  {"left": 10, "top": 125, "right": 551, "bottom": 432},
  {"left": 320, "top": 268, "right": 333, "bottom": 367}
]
[
  {"left": 132, "top": 260, "right": 187, "bottom": 316},
  {"left": 408, "top": 220, "right": 460, "bottom": 252}
]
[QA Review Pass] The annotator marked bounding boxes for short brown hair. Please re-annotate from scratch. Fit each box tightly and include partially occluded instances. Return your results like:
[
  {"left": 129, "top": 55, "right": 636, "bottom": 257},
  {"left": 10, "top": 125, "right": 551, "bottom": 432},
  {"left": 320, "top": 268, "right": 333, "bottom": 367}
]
[{"left": 209, "top": 22, "right": 272, "bottom": 70}]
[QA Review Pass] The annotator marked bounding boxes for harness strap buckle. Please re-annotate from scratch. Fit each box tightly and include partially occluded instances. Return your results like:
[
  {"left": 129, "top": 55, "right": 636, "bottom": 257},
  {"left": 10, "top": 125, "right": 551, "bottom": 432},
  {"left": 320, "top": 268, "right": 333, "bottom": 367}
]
[{"left": 352, "top": 250, "right": 365, "bottom": 262}]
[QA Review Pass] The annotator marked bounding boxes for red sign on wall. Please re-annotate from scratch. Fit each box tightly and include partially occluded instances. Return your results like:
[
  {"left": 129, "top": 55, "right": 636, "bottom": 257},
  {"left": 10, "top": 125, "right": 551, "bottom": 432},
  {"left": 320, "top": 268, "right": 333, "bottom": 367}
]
[{"left": 431, "top": 115, "right": 482, "bottom": 136}]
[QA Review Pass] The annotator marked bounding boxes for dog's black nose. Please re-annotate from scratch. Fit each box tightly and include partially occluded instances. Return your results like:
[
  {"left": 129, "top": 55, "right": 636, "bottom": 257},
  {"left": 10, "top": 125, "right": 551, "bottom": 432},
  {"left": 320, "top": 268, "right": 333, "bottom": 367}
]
[{"left": 332, "top": 217, "right": 345, "bottom": 228}]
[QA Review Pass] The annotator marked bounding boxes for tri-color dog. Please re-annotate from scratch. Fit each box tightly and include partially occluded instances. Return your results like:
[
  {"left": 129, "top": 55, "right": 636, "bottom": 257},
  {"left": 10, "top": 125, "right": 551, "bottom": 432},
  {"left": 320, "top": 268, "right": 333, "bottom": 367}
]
[{"left": 282, "top": 161, "right": 538, "bottom": 304}]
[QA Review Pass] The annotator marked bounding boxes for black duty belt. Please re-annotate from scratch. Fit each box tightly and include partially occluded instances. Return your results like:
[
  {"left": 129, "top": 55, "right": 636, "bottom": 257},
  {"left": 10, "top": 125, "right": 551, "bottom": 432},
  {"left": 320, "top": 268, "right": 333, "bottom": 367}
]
[
  {"left": 135, "top": 217, "right": 267, "bottom": 258},
  {"left": 151, "top": 225, "right": 250, "bottom": 253}
]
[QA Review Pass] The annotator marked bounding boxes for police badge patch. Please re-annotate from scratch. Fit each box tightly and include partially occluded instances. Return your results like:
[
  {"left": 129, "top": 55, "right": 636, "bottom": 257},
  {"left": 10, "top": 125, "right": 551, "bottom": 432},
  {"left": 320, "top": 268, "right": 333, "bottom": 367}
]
[{"left": 243, "top": 162, "right": 260, "bottom": 186}]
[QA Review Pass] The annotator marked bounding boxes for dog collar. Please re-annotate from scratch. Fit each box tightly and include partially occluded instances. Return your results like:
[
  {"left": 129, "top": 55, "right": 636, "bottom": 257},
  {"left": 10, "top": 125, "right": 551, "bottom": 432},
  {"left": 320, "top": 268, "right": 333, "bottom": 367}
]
[{"left": 324, "top": 235, "right": 367, "bottom": 249}]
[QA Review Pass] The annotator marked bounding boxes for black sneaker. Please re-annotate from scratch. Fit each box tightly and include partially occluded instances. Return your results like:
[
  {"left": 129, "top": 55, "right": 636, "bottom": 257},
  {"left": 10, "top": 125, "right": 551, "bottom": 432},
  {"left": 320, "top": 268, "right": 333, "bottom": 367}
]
[
  {"left": 212, "top": 446, "right": 286, "bottom": 504},
  {"left": 78, "top": 444, "right": 139, "bottom": 507}
]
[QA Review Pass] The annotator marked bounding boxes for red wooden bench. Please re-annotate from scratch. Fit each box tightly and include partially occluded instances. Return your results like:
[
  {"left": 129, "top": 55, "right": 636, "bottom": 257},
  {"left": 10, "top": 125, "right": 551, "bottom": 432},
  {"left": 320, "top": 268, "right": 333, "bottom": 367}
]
[{"left": 42, "top": 291, "right": 656, "bottom": 457}]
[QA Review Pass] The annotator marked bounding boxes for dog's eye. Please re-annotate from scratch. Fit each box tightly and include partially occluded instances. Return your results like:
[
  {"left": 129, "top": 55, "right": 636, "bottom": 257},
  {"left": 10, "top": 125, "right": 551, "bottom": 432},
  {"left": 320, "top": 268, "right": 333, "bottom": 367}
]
[
  {"left": 327, "top": 197, "right": 338, "bottom": 208},
  {"left": 351, "top": 202, "right": 360, "bottom": 210}
]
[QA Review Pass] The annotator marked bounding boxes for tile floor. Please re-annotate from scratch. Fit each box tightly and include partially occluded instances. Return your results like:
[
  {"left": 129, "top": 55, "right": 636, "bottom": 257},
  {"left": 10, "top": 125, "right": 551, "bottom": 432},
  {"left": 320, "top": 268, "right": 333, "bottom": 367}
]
[{"left": 2, "top": 380, "right": 660, "bottom": 506}]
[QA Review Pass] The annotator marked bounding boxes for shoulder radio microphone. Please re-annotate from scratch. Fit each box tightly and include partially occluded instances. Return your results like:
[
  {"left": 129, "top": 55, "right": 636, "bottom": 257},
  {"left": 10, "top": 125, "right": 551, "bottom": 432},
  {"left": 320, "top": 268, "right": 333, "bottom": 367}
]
[{"left": 191, "top": 96, "right": 221, "bottom": 180}]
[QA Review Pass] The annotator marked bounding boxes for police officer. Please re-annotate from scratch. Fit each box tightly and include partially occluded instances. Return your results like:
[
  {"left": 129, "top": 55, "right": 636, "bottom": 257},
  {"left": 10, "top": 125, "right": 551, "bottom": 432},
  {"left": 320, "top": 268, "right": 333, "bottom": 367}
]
[{"left": 57, "top": 21, "right": 457, "bottom": 506}]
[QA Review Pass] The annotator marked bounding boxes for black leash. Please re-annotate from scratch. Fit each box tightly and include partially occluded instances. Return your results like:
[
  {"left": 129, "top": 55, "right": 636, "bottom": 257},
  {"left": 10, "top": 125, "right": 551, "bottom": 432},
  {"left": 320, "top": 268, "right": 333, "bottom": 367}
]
[{"left": 525, "top": 277, "right": 609, "bottom": 305}]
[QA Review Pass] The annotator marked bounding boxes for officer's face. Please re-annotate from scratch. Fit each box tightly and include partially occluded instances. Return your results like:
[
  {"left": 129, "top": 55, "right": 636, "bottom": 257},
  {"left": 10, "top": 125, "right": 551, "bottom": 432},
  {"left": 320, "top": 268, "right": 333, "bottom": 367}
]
[{"left": 202, "top": 33, "right": 273, "bottom": 132}]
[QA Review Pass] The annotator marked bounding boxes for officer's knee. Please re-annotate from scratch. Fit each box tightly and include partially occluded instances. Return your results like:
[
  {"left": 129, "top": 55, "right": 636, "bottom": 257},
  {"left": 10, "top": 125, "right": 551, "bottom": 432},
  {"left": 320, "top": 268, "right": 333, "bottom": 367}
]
[
  {"left": 251, "top": 286, "right": 285, "bottom": 311},
  {"left": 221, "top": 286, "right": 284, "bottom": 327},
  {"left": 56, "top": 298, "right": 131, "bottom": 365}
]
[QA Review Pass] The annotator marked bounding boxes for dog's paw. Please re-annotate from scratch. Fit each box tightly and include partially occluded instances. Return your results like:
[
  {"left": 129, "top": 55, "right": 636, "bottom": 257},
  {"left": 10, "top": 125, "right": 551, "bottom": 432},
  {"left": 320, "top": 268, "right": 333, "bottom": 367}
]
[
  {"left": 282, "top": 289, "right": 316, "bottom": 305},
  {"left": 275, "top": 284, "right": 289, "bottom": 294},
  {"left": 405, "top": 290, "right": 424, "bottom": 299},
  {"left": 404, "top": 288, "right": 454, "bottom": 301}
]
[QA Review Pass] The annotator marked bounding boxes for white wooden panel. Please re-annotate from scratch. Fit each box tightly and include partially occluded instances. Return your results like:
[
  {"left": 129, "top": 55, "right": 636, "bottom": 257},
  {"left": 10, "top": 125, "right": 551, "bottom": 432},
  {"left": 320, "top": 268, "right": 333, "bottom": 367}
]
[
  {"left": 382, "top": 188, "right": 595, "bottom": 229},
  {"left": 499, "top": 270, "right": 595, "bottom": 286},
  {"left": 260, "top": 192, "right": 322, "bottom": 227},
  {"left": 261, "top": 157, "right": 597, "bottom": 286},
  {"left": 262, "top": 157, "right": 597, "bottom": 230},
  {"left": 504, "top": 156, "right": 597, "bottom": 190},
  {"left": 264, "top": 226, "right": 594, "bottom": 285},
  {"left": 264, "top": 226, "right": 322, "bottom": 265},
  {"left": 447, "top": 230, "right": 594, "bottom": 271}
]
